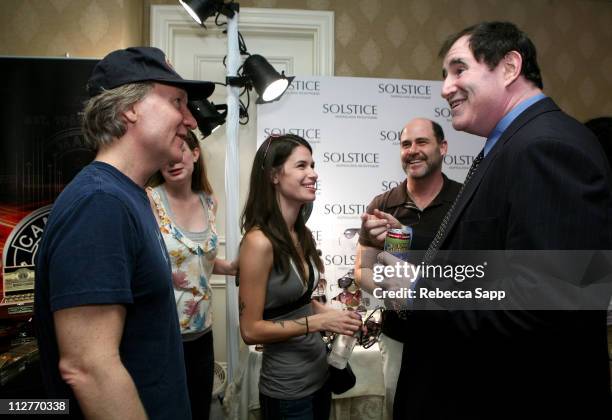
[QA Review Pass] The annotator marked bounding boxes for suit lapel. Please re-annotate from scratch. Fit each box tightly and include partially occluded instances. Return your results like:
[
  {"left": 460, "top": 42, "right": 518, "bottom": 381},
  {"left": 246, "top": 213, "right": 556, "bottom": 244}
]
[{"left": 438, "top": 98, "right": 560, "bottom": 248}]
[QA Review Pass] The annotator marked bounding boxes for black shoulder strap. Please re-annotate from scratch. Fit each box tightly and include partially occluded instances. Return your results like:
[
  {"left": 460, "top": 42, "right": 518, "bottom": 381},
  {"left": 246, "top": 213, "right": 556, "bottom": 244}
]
[{"left": 262, "top": 260, "right": 315, "bottom": 320}]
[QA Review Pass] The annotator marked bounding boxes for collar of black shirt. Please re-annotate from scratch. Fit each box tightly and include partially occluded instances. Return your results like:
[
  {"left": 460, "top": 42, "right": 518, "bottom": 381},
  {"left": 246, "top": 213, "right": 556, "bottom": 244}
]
[{"left": 385, "top": 173, "right": 457, "bottom": 212}]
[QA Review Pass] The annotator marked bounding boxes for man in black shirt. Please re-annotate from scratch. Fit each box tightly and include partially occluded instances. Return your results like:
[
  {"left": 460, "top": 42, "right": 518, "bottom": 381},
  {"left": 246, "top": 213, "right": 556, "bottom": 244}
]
[{"left": 355, "top": 117, "right": 461, "bottom": 419}]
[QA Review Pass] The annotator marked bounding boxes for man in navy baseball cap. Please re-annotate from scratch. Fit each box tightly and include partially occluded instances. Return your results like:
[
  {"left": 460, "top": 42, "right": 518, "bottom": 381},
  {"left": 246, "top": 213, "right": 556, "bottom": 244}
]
[
  {"left": 87, "top": 46, "right": 215, "bottom": 100},
  {"left": 35, "top": 46, "right": 212, "bottom": 419}
]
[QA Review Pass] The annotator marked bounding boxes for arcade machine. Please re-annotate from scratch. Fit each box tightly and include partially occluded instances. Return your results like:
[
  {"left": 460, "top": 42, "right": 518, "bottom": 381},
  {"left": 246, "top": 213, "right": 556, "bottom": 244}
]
[{"left": 0, "top": 56, "right": 97, "bottom": 395}]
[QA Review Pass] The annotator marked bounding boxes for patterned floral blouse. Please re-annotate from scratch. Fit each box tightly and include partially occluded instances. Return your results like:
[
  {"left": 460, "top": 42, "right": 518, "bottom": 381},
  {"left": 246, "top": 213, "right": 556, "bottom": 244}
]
[{"left": 148, "top": 185, "right": 218, "bottom": 337}]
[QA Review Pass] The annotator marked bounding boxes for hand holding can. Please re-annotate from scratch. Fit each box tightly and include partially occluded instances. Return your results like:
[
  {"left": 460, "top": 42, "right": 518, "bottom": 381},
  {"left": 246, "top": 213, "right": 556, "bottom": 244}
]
[{"left": 384, "top": 226, "right": 412, "bottom": 261}]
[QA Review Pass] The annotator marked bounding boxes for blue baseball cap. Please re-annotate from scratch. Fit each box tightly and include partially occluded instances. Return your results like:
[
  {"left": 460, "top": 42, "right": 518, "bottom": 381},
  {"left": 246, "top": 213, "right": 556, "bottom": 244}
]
[{"left": 87, "top": 46, "right": 215, "bottom": 99}]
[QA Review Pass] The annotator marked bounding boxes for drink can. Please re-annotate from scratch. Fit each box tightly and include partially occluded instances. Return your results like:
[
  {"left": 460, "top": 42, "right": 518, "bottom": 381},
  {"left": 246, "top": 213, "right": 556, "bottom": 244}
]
[{"left": 384, "top": 226, "right": 412, "bottom": 260}]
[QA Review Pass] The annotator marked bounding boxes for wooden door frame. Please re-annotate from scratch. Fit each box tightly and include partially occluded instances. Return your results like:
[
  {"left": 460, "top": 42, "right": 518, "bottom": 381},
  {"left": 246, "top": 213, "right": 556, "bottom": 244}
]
[{"left": 150, "top": 5, "right": 334, "bottom": 76}]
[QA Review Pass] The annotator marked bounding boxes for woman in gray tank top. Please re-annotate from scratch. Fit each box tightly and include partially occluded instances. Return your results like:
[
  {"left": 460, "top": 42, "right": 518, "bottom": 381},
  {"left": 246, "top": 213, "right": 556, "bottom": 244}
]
[{"left": 239, "top": 134, "right": 362, "bottom": 419}]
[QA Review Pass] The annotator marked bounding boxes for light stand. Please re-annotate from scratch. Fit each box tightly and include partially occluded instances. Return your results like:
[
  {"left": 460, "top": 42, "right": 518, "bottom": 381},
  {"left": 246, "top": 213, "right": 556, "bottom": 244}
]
[
  {"left": 179, "top": 0, "right": 294, "bottom": 383},
  {"left": 223, "top": 7, "right": 241, "bottom": 383}
]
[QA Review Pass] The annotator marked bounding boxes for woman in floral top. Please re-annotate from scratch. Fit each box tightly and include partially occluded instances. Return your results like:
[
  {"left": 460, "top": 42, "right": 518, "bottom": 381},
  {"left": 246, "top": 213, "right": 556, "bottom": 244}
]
[{"left": 147, "top": 131, "right": 236, "bottom": 420}]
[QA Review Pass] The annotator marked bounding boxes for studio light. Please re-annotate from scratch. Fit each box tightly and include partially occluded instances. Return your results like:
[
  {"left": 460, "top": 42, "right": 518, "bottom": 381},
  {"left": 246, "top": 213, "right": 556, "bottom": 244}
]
[
  {"left": 188, "top": 99, "right": 227, "bottom": 137},
  {"left": 179, "top": 1, "right": 293, "bottom": 105},
  {"left": 180, "top": 0, "right": 237, "bottom": 25},
  {"left": 226, "top": 54, "right": 294, "bottom": 104},
  {"left": 242, "top": 54, "right": 294, "bottom": 103}
]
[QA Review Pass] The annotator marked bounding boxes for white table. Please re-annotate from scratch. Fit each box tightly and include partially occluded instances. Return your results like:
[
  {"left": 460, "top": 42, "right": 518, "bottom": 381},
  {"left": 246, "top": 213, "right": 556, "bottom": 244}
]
[{"left": 223, "top": 343, "right": 385, "bottom": 420}]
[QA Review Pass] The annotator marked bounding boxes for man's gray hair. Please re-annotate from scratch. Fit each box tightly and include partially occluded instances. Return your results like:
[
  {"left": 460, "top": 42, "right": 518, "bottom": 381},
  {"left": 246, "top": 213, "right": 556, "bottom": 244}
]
[{"left": 82, "top": 82, "right": 153, "bottom": 150}]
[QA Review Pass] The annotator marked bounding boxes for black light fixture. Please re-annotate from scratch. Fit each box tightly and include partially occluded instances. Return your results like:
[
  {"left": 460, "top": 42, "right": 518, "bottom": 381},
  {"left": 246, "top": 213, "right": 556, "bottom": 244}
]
[
  {"left": 188, "top": 99, "right": 227, "bottom": 137},
  {"left": 226, "top": 54, "right": 294, "bottom": 104},
  {"left": 179, "top": 0, "right": 294, "bottom": 118},
  {"left": 241, "top": 54, "right": 294, "bottom": 103},
  {"left": 179, "top": 0, "right": 237, "bottom": 26}
]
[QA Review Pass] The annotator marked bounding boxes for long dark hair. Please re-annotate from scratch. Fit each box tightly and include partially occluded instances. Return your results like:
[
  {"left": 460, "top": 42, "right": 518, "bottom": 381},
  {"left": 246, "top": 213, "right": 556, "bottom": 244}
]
[
  {"left": 241, "top": 134, "right": 323, "bottom": 283},
  {"left": 147, "top": 130, "right": 213, "bottom": 194}
]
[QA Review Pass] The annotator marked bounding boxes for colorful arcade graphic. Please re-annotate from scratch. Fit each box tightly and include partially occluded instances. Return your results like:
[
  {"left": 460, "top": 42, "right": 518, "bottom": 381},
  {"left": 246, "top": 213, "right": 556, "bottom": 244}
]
[{"left": 0, "top": 57, "right": 97, "bottom": 319}]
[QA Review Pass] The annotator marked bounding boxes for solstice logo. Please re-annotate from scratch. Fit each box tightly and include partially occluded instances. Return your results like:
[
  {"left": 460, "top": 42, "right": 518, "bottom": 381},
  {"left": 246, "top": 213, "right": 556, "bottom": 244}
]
[
  {"left": 444, "top": 154, "right": 476, "bottom": 170},
  {"left": 379, "top": 129, "right": 403, "bottom": 145},
  {"left": 286, "top": 80, "right": 320, "bottom": 96},
  {"left": 434, "top": 106, "right": 452, "bottom": 122},
  {"left": 311, "top": 230, "right": 323, "bottom": 243},
  {"left": 322, "top": 103, "right": 378, "bottom": 120},
  {"left": 323, "top": 253, "right": 356, "bottom": 266},
  {"left": 381, "top": 180, "right": 403, "bottom": 191},
  {"left": 322, "top": 152, "right": 380, "bottom": 168},
  {"left": 323, "top": 203, "right": 367, "bottom": 219},
  {"left": 378, "top": 82, "right": 431, "bottom": 99},
  {"left": 263, "top": 127, "right": 321, "bottom": 144}
]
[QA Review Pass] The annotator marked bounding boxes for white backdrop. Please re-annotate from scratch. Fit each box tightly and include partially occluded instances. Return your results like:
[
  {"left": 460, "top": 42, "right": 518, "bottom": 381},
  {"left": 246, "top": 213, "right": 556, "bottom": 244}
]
[{"left": 257, "top": 76, "right": 485, "bottom": 299}]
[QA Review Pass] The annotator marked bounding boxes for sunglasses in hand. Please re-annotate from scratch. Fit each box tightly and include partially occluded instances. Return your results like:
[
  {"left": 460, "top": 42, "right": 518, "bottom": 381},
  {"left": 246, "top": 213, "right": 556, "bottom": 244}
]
[
  {"left": 358, "top": 307, "right": 383, "bottom": 349},
  {"left": 325, "top": 307, "right": 383, "bottom": 350},
  {"left": 332, "top": 289, "right": 362, "bottom": 308},
  {"left": 337, "top": 270, "right": 356, "bottom": 289}
]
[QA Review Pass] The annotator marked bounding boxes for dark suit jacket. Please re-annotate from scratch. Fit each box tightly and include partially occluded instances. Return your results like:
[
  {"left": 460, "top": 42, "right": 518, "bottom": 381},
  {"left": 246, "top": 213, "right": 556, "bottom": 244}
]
[{"left": 395, "top": 98, "right": 612, "bottom": 419}]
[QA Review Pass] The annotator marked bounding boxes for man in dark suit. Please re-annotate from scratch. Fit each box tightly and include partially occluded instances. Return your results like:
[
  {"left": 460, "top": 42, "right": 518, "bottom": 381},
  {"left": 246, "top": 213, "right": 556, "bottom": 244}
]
[{"left": 365, "top": 21, "right": 612, "bottom": 419}]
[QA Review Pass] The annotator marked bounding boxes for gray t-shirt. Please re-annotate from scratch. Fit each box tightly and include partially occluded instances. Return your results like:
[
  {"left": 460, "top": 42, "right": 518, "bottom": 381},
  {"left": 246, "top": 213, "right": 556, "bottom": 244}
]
[{"left": 259, "top": 260, "right": 328, "bottom": 399}]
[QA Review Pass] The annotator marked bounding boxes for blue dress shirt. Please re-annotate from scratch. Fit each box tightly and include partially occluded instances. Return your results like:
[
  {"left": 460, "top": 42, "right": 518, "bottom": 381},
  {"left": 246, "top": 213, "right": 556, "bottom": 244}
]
[{"left": 483, "top": 92, "right": 547, "bottom": 157}]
